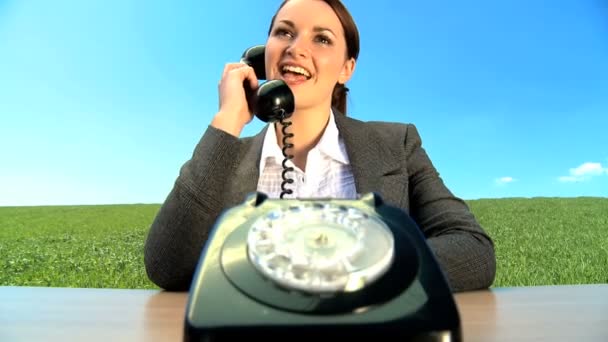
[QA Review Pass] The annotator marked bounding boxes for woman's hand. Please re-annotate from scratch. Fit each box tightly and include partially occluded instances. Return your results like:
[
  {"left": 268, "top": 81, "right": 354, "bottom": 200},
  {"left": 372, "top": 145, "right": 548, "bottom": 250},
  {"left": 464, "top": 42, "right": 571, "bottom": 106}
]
[{"left": 211, "top": 62, "right": 259, "bottom": 137}]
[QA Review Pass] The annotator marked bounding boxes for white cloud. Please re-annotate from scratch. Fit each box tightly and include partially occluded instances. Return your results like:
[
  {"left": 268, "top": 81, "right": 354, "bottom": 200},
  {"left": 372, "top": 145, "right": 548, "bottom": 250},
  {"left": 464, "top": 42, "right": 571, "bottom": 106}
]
[
  {"left": 558, "top": 162, "right": 608, "bottom": 182},
  {"left": 495, "top": 176, "right": 515, "bottom": 185},
  {"left": 570, "top": 162, "right": 605, "bottom": 176}
]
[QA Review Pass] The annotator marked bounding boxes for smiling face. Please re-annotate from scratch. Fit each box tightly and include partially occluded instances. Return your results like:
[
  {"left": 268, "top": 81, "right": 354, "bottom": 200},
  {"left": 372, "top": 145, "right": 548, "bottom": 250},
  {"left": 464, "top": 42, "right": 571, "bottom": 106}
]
[{"left": 265, "top": 0, "right": 356, "bottom": 112}]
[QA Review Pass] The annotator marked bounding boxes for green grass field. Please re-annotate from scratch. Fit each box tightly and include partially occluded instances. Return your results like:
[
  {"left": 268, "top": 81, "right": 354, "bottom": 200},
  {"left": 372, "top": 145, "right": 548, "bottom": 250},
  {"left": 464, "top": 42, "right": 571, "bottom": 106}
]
[{"left": 1, "top": 197, "right": 607, "bottom": 289}]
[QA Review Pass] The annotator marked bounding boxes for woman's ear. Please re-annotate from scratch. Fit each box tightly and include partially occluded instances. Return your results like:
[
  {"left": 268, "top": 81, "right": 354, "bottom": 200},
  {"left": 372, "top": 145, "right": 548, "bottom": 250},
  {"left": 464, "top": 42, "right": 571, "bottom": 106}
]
[{"left": 338, "top": 57, "right": 356, "bottom": 84}]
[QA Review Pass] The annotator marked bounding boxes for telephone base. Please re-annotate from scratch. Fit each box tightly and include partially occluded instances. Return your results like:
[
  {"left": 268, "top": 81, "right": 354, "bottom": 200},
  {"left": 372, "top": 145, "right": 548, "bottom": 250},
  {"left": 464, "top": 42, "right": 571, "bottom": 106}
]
[
  {"left": 183, "top": 192, "right": 462, "bottom": 342},
  {"left": 184, "top": 326, "right": 457, "bottom": 342}
]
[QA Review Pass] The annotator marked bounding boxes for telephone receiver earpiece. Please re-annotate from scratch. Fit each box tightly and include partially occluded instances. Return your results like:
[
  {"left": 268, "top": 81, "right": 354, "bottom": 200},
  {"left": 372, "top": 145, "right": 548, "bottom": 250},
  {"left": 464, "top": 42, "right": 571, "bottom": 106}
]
[{"left": 240, "top": 45, "right": 295, "bottom": 123}]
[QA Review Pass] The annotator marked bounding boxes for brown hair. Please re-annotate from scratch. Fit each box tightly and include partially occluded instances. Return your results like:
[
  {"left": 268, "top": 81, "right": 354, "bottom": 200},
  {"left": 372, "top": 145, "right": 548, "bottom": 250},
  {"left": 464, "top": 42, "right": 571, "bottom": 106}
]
[{"left": 268, "top": 0, "right": 360, "bottom": 115}]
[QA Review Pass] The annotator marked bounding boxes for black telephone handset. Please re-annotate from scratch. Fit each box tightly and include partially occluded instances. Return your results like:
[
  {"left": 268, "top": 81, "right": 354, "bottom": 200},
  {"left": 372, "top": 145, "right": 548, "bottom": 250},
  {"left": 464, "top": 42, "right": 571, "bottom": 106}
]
[
  {"left": 241, "top": 45, "right": 296, "bottom": 199},
  {"left": 240, "top": 45, "right": 295, "bottom": 123}
]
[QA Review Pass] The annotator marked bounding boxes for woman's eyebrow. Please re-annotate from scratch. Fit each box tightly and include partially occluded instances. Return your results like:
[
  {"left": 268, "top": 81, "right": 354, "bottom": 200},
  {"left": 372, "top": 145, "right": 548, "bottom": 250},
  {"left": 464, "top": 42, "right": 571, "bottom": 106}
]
[{"left": 278, "top": 19, "right": 336, "bottom": 37}]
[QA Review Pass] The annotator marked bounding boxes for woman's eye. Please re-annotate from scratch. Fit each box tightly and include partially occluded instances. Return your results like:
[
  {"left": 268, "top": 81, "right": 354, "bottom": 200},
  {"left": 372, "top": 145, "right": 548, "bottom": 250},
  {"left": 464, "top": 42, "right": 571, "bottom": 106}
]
[
  {"left": 275, "top": 28, "right": 293, "bottom": 38},
  {"left": 316, "top": 35, "right": 332, "bottom": 45}
]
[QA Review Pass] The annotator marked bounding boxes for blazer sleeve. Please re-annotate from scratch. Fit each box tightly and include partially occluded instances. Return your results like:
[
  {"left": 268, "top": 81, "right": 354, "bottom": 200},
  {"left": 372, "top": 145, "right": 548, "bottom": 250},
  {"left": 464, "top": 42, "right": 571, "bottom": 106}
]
[
  {"left": 143, "top": 125, "right": 241, "bottom": 291},
  {"left": 404, "top": 124, "right": 496, "bottom": 292}
]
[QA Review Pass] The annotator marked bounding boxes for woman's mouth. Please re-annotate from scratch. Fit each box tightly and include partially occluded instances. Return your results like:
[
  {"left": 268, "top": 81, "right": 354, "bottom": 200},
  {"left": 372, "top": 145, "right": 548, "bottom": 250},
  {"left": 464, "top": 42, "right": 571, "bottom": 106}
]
[{"left": 280, "top": 64, "right": 312, "bottom": 85}]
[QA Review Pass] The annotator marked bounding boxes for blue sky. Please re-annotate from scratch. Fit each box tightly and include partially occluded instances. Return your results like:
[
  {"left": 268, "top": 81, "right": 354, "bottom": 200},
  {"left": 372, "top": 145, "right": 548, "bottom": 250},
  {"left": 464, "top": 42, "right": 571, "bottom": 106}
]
[{"left": 1, "top": 0, "right": 607, "bottom": 206}]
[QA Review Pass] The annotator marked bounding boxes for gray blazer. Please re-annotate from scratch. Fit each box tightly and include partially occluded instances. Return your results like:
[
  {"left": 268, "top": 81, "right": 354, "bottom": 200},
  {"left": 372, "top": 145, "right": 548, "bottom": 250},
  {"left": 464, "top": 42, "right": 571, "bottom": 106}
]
[{"left": 144, "top": 112, "right": 496, "bottom": 292}]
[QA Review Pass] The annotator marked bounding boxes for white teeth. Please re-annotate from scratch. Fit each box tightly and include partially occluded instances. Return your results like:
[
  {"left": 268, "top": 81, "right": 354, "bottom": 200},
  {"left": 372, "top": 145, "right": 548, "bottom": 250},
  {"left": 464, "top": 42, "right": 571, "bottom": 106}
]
[{"left": 282, "top": 65, "right": 311, "bottom": 78}]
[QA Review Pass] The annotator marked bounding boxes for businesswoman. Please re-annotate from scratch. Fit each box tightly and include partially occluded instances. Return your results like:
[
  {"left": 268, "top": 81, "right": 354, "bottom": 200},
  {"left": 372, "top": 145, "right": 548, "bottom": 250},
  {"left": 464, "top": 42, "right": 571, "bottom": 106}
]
[{"left": 144, "top": 0, "right": 496, "bottom": 292}]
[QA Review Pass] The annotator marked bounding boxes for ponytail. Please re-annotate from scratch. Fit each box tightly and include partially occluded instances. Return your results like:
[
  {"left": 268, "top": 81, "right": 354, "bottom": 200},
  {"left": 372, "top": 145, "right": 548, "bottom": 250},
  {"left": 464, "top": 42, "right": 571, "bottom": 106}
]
[{"left": 331, "top": 83, "right": 350, "bottom": 116}]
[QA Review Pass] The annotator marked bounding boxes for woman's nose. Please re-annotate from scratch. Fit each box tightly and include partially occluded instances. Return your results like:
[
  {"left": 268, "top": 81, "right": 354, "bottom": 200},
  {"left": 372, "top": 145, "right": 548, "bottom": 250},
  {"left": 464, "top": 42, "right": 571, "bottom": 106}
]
[{"left": 286, "top": 37, "right": 310, "bottom": 59}]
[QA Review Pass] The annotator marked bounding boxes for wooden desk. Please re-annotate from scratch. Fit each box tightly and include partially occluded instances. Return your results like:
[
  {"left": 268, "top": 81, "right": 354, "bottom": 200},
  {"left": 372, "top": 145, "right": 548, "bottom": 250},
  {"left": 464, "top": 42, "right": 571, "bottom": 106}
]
[{"left": 1, "top": 284, "right": 606, "bottom": 341}]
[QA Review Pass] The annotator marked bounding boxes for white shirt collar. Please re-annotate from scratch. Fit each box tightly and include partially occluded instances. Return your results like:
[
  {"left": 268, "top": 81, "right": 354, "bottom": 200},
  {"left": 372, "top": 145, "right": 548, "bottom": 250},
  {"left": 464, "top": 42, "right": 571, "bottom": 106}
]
[{"left": 258, "top": 109, "right": 350, "bottom": 174}]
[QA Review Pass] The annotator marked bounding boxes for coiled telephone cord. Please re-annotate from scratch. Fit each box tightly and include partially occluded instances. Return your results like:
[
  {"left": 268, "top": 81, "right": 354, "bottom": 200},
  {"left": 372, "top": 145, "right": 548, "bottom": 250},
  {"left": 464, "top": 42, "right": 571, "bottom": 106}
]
[{"left": 278, "top": 111, "right": 295, "bottom": 199}]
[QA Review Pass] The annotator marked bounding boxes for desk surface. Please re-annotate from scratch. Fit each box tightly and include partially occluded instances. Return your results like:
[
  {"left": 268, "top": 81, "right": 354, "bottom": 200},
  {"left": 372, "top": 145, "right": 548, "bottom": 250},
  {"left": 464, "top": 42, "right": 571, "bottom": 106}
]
[{"left": 1, "top": 284, "right": 606, "bottom": 341}]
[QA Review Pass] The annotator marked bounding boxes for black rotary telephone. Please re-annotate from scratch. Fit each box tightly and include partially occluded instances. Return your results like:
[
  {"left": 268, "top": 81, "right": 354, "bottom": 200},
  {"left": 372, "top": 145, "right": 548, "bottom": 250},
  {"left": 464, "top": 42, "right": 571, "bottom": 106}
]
[
  {"left": 183, "top": 192, "right": 462, "bottom": 342},
  {"left": 241, "top": 45, "right": 297, "bottom": 199}
]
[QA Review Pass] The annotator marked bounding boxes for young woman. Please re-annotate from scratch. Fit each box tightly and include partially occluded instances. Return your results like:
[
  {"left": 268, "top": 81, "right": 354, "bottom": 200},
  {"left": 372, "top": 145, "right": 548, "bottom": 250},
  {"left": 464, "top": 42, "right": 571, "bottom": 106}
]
[{"left": 144, "top": 0, "right": 496, "bottom": 292}]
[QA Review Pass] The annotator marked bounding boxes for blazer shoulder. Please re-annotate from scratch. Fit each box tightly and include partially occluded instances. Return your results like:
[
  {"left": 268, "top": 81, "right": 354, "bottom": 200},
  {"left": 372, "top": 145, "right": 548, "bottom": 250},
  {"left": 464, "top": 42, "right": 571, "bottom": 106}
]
[
  {"left": 351, "top": 117, "right": 422, "bottom": 146},
  {"left": 335, "top": 113, "right": 425, "bottom": 157}
]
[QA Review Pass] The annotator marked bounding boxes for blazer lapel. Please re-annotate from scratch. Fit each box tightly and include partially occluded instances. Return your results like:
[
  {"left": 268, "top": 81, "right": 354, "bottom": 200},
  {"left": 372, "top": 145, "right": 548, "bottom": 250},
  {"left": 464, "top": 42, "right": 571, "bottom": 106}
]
[
  {"left": 228, "top": 125, "right": 268, "bottom": 206},
  {"left": 334, "top": 113, "right": 406, "bottom": 208}
]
